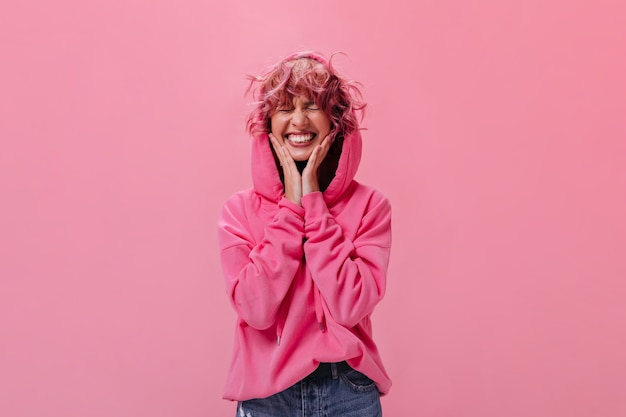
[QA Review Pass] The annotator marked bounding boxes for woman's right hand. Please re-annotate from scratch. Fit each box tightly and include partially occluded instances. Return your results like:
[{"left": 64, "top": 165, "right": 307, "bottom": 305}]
[{"left": 269, "top": 133, "right": 302, "bottom": 205}]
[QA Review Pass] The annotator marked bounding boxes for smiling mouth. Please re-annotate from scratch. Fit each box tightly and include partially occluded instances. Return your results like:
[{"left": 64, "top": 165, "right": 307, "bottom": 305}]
[{"left": 285, "top": 133, "right": 315, "bottom": 144}]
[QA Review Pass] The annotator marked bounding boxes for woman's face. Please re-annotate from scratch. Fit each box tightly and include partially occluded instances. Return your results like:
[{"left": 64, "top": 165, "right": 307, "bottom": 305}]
[{"left": 270, "top": 95, "right": 331, "bottom": 162}]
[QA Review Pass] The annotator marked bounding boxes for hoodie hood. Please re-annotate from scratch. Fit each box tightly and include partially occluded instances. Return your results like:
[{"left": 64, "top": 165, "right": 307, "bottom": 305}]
[{"left": 251, "top": 128, "right": 362, "bottom": 204}]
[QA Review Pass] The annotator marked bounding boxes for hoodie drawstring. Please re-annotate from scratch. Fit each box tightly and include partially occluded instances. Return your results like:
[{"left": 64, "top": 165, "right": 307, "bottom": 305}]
[
  {"left": 276, "top": 288, "right": 326, "bottom": 346},
  {"left": 276, "top": 317, "right": 284, "bottom": 346},
  {"left": 313, "top": 288, "right": 327, "bottom": 333}
]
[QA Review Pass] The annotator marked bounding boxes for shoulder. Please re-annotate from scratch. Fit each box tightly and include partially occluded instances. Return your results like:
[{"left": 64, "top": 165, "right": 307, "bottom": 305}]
[
  {"left": 222, "top": 188, "right": 254, "bottom": 206},
  {"left": 349, "top": 181, "right": 391, "bottom": 210},
  {"left": 346, "top": 183, "right": 392, "bottom": 245},
  {"left": 219, "top": 188, "right": 256, "bottom": 222}
]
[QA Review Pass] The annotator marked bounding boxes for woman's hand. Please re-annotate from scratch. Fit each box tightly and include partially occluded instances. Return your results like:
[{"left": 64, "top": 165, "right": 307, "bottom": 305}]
[
  {"left": 269, "top": 133, "right": 302, "bottom": 205},
  {"left": 302, "top": 135, "right": 332, "bottom": 195}
]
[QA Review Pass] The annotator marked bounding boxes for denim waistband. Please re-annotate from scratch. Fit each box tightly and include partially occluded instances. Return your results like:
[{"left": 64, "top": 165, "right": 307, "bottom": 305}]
[{"left": 307, "top": 361, "right": 351, "bottom": 379}]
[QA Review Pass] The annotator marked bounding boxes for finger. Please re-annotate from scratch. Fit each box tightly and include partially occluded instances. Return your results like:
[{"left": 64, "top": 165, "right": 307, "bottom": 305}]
[
  {"left": 316, "top": 135, "right": 332, "bottom": 161},
  {"left": 270, "top": 133, "right": 299, "bottom": 175},
  {"left": 269, "top": 133, "right": 282, "bottom": 155},
  {"left": 269, "top": 134, "right": 289, "bottom": 166},
  {"left": 305, "top": 135, "right": 331, "bottom": 173}
]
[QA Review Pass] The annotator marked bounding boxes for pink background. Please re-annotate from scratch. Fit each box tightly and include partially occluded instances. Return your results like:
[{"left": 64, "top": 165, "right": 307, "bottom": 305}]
[{"left": 1, "top": 0, "right": 625, "bottom": 416}]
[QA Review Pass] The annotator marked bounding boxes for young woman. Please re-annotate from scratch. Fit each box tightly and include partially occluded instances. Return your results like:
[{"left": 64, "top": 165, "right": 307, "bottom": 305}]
[{"left": 218, "top": 51, "right": 392, "bottom": 417}]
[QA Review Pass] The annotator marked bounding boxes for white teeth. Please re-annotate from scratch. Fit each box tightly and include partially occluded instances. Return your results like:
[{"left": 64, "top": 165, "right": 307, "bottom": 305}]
[{"left": 286, "top": 134, "right": 314, "bottom": 143}]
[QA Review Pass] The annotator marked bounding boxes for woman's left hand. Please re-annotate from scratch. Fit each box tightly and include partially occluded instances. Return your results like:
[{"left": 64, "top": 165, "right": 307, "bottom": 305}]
[{"left": 302, "top": 135, "right": 332, "bottom": 195}]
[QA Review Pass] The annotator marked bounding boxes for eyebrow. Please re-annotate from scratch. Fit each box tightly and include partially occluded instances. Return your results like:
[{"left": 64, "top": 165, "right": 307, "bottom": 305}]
[{"left": 283, "top": 97, "right": 317, "bottom": 107}]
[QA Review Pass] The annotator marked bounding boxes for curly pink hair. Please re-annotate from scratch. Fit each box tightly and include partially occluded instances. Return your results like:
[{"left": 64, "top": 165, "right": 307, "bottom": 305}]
[{"left": 246, "top": 51, "right": 366, "bottom": 141}]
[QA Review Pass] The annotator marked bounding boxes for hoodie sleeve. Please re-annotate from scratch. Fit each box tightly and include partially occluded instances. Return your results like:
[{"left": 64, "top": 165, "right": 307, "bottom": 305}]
[
  {"left": 218, "top": 195, "right": 305, "bottom": 330},
  {"left": 301, "top": 190, "right": 392, "bottom": 328}
]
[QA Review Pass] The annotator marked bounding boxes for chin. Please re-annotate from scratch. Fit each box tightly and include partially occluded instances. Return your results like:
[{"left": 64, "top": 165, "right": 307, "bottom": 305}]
[{"left": 289, "top": 150, "right": 314, "bottom": 162}]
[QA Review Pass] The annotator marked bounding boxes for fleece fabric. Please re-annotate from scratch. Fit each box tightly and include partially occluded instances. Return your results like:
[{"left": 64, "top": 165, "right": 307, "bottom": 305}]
[{"left": 218, "top": 128, "right": 392, "bottom": 401}]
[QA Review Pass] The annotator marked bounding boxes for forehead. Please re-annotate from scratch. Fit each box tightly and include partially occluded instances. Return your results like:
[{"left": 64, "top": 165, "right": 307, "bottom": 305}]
[{"left": 278, "top": 94, "right": 315, "bottom": 105}]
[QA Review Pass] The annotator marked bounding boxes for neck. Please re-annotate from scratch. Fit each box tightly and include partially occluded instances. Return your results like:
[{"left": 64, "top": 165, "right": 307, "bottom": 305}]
[{"left": 295, "top": 160, "right": 307, "bottom": 174}]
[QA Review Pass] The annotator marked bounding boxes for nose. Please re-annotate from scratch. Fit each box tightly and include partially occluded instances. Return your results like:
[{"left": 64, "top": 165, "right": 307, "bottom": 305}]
[{"left": 290, "top": 108, "right": 308, "bottom": 127}]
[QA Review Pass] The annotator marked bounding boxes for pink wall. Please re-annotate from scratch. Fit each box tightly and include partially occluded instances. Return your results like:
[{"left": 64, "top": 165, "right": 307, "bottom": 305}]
[{"left": 1, "top": 0, "right": 625, "bottom": 416}]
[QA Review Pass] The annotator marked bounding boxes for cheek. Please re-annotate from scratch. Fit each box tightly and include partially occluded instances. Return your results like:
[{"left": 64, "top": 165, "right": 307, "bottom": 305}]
[
  {"left": 319, "top": 118, "right": 332, "bottom": 134},
  {"left": 321, "top": 114, "right": 332, "bottom": 131},
  {"left": 269, "top": 115, "right": 285, "bottom": 133}
]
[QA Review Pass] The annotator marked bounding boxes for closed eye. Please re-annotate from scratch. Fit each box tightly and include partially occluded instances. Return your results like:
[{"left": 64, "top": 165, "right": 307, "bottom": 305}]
[{"left": 302, "top": 101, "right": 320, "bottom": 110}]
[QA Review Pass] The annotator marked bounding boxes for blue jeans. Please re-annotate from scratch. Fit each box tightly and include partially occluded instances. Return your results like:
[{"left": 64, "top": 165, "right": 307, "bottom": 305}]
[{"left": 237, "top": 364, "right": 382, "bottom": 417}]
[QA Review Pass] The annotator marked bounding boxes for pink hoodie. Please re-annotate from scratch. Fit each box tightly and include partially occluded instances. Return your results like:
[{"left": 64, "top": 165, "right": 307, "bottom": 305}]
[{"left": 218, "top": 126, "right": 392, "bottom": 401}]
